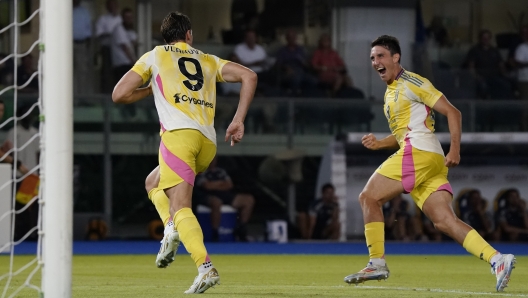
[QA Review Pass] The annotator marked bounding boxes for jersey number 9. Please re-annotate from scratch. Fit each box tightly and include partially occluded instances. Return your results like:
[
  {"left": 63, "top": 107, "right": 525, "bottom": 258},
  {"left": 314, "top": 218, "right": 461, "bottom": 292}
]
[{"left": 178, "top": 57, "right": 204, "bottom": 91}]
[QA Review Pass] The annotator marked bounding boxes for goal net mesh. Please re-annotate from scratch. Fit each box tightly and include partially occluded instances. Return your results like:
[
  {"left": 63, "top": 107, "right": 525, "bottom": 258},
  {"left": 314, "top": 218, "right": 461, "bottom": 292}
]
[{"left": 0, "top": 2, "right": 43, "bottom": 297}]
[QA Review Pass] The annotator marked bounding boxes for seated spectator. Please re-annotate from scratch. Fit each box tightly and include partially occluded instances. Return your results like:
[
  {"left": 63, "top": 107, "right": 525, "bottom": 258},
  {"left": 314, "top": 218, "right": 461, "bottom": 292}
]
[
  {"left": 514, "top": 26, "right": 528, "bottom": 130},
  {"left": 233, "top": 30, "right": 270, "bottom": 84},
  {"left": 303, "top": 183, "right": 340, "bottom": 240},
  {"left": 311, "top": 33, "right": 352, "bottom": 96},
  {"left": 464, "top": 29, "right": 513, "bottom": 99},
  {"left": 458, "top": 189, "right": 496, "bottom": 241},
  {"left": 17, "top": 54, "right": 39, "bottom": 93},
  {"left": 195, "top": 157, "right": 255, "bottom": 241},
  {"left": 496, "top": 189, "right": 528, "bottom": 242},
  {"left": 383, "top": 194, "right": 417, "bottom": 241},
  {"left": 275, "top": 30, "right": 317, "bottom": 95}
]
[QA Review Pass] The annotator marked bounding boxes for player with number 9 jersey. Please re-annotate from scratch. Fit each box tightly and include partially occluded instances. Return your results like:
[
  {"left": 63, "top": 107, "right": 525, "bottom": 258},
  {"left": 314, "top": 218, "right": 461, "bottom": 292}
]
[{"left": 112, "top": 11, "right": 257, "bottom": 294}]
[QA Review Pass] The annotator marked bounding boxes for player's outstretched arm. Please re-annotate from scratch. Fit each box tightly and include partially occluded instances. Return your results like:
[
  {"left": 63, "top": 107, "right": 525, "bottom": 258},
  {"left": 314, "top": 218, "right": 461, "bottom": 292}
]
[
  {"left": 221, "top": 62, "right": 258, "bottom": 146},
  {"left": 362, "top": 133, "right": 399, "bottom": 150},
  {"left": 112, "top": 70, "right": 152, "bottom": 104},
  {"left": 432, "top": 95, "right": 461, "bottom": 167}
]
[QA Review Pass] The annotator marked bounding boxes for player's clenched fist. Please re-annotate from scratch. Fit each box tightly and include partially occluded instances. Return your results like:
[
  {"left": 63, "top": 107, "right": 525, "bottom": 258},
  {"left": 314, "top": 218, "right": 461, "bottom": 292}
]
[
  {"left": 362, "top": 133, "right": 379, "bottom": 150},
  {"left": 444, "top": 151, "right": 460, "bottom": 168}
]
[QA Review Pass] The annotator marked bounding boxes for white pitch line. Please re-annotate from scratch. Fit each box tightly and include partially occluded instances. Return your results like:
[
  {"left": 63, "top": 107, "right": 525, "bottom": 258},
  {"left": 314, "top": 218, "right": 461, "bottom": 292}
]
[{"left": 355, "top": 285, "right": 528, "bottom": 297}]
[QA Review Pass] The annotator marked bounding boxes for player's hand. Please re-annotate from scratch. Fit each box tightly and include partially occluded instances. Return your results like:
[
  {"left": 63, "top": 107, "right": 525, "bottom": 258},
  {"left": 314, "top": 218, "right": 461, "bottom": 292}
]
[
  {"left": 225, "top": 121, "right": 244, "bottom": 146},
  {"left": 361, "top": 133, "right": 379, "bottom": 150},
  {"left": 444, "top": 151, "right": 460, "bottom": 168}
]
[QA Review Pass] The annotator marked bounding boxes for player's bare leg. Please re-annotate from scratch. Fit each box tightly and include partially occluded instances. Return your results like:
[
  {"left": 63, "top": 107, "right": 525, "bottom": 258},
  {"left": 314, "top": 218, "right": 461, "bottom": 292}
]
[
  {"left": 344, "top": 173, "right": 403, "bottom": 285},
  {"left": 145, "top": 167, "right": 181, "bottom": 268},
  {"left": 166, "top": 183, "right": 220, "bottom": 294},
  {"left": 422, "top": 191, "right": 516, "bottom": 292}
]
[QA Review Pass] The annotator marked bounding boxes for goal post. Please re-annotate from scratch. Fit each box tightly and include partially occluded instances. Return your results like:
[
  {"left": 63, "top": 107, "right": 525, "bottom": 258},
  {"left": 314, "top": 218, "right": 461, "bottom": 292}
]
[{"left": 41, "top": 0, "right": 73, "bottom": 296}]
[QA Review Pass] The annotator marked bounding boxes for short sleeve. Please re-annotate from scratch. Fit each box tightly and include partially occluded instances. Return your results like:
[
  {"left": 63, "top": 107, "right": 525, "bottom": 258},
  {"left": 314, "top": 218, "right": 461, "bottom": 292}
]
[
  {"left": 407, "top": 76, "right": 443, "bottom": 108},
  {"left": 212, "top": 55, "right": 229, "bottom": 83},
  {"left": 131, "top": 51, "right": 152, "bottom": 83},
  {"left": 113, "top": 25, "right": 128, "bottom": 45}
]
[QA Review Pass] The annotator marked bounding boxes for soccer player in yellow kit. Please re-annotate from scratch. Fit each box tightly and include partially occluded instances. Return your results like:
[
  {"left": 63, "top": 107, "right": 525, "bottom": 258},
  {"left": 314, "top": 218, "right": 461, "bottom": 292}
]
[
  {"left": 343, "top": 35, "right": 515, "bottom": 292},
  {"left": 112, "top": 12, "right": 257, "bottom": 294}
]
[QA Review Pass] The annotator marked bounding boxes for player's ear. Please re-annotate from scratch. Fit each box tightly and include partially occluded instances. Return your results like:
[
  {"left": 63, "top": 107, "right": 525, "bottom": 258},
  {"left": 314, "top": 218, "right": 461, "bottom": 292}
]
[
  {"left": 186, "top": 30, "right": 193, "bottom": 44},
  {"left": 392, "top": 53, "right": 400, "bottom": 64}
]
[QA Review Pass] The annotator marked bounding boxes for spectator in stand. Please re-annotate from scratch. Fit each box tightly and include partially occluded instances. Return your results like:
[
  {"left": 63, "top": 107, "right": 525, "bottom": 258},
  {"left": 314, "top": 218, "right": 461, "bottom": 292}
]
[
  {"left": 111, "top": 8, "right": 137, "bottom": 120},
  {"left": 515, "top": 26, "right": 528, "bottom": 129},
  {"left": 464, "top": 29, "right": 513, "bottom": 99},
  {"left": 383, "top": 194, "right": 417, "bottom": 241},
  {"left": 111, "top": 8, "right": 137, "bottom": 85},
  {"left": 72, "top": 0, "right": 93, "bottom": 94},
  {"left": 195, "top": 157, "right": 255, "bottom": 242},
  {"left": 497, "top": 189, "right": 528, "bottom": 242},
  {"left": 17, "top": 54, "right": 39, "bottom": 93},
  {"left": 0, "top": 101, "right": 29, "bottom": 175},
  {"left": 311, "top": 33, "right": 352, "bottom": 96},
  {"left": 96, "top": 0, "right": 122, "bottom": 92},
  {"left": 307, "top": 183, "right": 340, "bottom": 240},
  {"left": 275, "top": 29, "right": 316, "bottom": 95},
  {"left": 460, "top": 190, "right": 496, "bottom": 241},
  {"left": 2, "top": 104, "right": 40, "bottom": 241},
  {"left": 426, "top": 16, "right": 451, "bottom": 48},
  {"left": 233, "top": 30, "right": 270, "bottom": 85}
]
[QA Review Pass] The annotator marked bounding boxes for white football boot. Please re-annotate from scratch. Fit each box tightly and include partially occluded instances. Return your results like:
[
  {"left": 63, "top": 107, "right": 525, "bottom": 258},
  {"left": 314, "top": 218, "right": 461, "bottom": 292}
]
[
  {"left": 155, "top": 229, "right": 180, "bottom": 268},
  {"left": 184, "top": 264, "right": 220, "bottom": 294},
  {"left": 491, "top": 254, "right": 516, "bottom": 292},
  {"left": 344, "top": 262, "right": 390, "bottom": 285}
]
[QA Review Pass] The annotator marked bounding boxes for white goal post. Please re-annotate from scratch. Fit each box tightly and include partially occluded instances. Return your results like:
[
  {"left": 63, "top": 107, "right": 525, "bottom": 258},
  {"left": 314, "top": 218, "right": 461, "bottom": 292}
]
[{"left": 41, "top": 0, "right": 73, "bottom": 297}]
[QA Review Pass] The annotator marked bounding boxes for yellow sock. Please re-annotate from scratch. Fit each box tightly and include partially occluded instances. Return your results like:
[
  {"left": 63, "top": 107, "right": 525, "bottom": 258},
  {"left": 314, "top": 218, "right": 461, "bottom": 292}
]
[
  {"left": 174, "top": 207, "right": 209, "bottom": 267},
  {"left": 462, "top": 229, "right": 497, "bottom": 263},
  {"left": 365, "top": 222, "right": 385, "bottom": 259},
  {"left": 148, "top": 188, "right": 171, "bottom": 226}
]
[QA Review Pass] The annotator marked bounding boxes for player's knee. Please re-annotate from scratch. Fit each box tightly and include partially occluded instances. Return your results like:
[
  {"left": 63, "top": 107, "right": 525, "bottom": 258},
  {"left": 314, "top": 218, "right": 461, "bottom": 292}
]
[
  {"left": 358, "top": 191, "right": 377, "bottom": 207},
  {"left": 145, "top": 174, "right": 156, "bottom": 194},
  {"left": 432, "top": 217, "right": 454, "bottom": 234}
]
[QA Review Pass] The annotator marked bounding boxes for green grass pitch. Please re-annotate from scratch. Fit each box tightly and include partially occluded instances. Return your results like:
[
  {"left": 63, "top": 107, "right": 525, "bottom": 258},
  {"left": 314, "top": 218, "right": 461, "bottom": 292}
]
[{"left": 1, "top": 255, "right": 527, "bottom": 297}]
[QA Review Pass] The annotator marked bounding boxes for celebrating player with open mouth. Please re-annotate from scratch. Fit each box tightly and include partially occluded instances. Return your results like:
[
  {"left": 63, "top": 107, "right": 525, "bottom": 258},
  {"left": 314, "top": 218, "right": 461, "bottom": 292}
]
[
  {"left": 343, "top": 35, "right": 515, "bottom": 292},
  {"left": 112, "top": 12, "right": 257, "bottom": 294}
]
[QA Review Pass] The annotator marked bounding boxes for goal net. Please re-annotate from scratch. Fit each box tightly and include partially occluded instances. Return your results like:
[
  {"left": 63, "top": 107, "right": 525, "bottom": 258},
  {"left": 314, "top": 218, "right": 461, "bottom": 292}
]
[{"left": 0, "top": 0, "right": 72, "bottom": 297}]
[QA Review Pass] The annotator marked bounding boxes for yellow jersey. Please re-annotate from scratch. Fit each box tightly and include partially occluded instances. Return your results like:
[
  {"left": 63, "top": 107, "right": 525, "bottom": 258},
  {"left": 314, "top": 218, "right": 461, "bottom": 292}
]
[
  {"left": 383, "top": 69, "right": 444, "bottom": 155},
  {"left": 131, "top": 42, "right": 229, "bottom": 144}
]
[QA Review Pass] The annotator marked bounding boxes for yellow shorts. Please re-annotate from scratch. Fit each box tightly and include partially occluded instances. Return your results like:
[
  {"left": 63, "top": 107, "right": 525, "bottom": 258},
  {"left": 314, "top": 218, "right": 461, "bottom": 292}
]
[
  {"left": 158, "top": 129, "right": 216, "bottom": 190},
  {"left": 376, "top": 139, "right": 452, "bottom": 209}
]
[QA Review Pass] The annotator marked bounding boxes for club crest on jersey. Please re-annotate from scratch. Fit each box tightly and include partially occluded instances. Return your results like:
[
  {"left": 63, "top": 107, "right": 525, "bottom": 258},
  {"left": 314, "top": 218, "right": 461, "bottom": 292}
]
[
  {"left": 394, "top": 90, "right": 399, "bottom": 102},
  {"left": 173, "top": 93, "right": 213, "bottom": 108}
]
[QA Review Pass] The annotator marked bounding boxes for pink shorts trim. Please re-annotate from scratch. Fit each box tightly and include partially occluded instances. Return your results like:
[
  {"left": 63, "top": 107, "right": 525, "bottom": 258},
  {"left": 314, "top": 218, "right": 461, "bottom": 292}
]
[
  {"left": 401, "top": 137, "right": 415, "bottom": 193},
  {"left": 437, "top": 183, "right": 453, "bottom": 195},
  {"left": 160, "top": 140, "right": 195, "bottom": 186}
]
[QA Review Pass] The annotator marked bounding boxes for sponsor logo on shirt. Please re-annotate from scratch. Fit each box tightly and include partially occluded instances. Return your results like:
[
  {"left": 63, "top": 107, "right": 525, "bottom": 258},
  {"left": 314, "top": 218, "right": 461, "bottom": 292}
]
[{"left": 174, "top": 93, "right": 214, "bottom": 108}]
